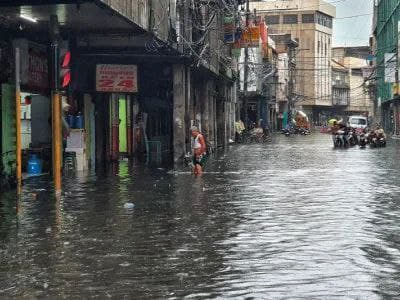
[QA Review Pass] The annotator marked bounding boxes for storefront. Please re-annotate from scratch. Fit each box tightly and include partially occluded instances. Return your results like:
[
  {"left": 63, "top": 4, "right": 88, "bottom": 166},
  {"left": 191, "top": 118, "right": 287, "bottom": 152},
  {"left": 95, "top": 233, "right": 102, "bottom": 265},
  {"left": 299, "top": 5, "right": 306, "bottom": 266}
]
[
  {"left": 82, "top": 61, "right": 174, "bottom": 165},
  {"left": 0, "top": 39, "right": 16, "bottom": 187},
  {"left": 13, "top": 39, "right": 53, "bottom": 175}
]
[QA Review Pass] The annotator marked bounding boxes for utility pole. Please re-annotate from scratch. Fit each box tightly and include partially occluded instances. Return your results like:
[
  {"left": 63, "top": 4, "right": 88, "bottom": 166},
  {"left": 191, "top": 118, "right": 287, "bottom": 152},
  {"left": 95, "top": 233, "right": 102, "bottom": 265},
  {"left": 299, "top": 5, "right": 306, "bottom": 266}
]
[
  {"left": 15, "top": 48, "right": 21, "bottom": 193},
  {"left": 287, "top": 40, "right": 298, "bottom": 127},
  {"left": 50, "top": 15, "right": 62, "bottom": 192},
  {"left": 243, "top": 0, "right": 250, "bottom": 127},
  {"left": 288, "top": 45, "right": 294, "bottom": 126}
]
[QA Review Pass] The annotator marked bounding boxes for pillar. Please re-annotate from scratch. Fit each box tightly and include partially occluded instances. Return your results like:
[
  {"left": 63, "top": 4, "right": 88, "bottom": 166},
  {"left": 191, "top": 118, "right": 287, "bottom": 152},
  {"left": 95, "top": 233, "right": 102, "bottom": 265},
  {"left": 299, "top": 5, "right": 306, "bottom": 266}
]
[
  {"left": 208, "top": 81, "right": 215, "bottom": 147},
  {"left": 173, "top": 64, "right": 186, "bottom": 165},
  {"left": 201, "top": 80, "right": 210, "bottom": 138},
  {"left": 185, "top": 66, "right": 192, "bottom": 153}
]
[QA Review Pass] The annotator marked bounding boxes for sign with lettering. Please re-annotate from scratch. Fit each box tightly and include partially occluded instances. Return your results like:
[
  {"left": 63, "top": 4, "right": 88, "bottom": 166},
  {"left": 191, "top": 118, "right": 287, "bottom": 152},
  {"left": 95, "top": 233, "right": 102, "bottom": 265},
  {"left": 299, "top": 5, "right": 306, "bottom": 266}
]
[
  {"left": 13, "top": 39, "right": 49, "bottom": 91},
  {"left": 28, "top": 47, "right": 48, "bottom": 90},
  {"left": 96, "top": 64, "right": 138, "bottom": 93}
]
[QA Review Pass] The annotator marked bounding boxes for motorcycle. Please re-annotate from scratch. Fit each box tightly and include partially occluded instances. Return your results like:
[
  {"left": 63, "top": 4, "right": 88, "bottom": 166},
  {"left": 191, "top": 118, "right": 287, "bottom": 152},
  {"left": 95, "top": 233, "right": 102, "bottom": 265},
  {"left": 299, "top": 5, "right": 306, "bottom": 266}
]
[
  {"left": 349, "top": 129, "right": 359, "bottom": 147},
  {"left": 359, "top": 133, "right": 368, "bottom": 148},
  {"left": 370, "top": 135, "right": 386, "bottom": 148},
  {"left": 334, "top": 130, "right": 345, "bottom": 148},
  {"left": 281, "top": 128, "right": 291, "bottom": 136}
]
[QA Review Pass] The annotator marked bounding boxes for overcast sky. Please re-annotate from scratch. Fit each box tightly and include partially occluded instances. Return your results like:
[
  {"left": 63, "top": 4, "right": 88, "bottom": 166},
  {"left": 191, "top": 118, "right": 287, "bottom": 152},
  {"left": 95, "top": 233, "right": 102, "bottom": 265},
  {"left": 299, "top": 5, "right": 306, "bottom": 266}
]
[{"left": 332, "top": 0, "right": 374, "bottom": 47}]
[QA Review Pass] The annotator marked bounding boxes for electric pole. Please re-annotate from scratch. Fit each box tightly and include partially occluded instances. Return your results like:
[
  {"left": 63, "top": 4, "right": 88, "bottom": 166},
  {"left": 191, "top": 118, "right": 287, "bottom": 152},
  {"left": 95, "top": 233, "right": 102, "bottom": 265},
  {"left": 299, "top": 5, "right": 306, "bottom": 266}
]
[
  {"left": 287, "top": 40, "right": 298, "bottom": 127},
  {"left": 50, "top": 15, "right": 62, "bottom": 192}
]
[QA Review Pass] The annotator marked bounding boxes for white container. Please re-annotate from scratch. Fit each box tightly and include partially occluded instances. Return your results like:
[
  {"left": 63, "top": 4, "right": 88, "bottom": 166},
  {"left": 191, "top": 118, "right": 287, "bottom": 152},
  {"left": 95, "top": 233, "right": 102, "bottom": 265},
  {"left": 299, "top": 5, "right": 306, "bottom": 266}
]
[
  {"left": 75, "top": 152, "right": 87, "bottom": 171},
  {"left": 67, "top": 129, "right": 86, "bottom": 149}
]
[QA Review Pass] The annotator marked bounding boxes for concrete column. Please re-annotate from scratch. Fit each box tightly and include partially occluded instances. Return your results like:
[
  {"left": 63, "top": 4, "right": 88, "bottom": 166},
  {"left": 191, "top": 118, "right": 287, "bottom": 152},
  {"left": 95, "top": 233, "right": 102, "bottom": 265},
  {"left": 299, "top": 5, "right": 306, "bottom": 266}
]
[
  {"left": 194, "top": 82, "right": 202, "bottom": 131},
  {"left": 173, "top": 64, "right": 186, "bottom": 165},
  {"left": 201, "top": 80, "right": 210, "bottom": 137},
  {"left": 184, "top": 66, "right": 192, "bottom": 154},
  {"left": 208, "top": 81, "right": 215, "bottom": 147},
  {"left": 213, "top": 94, "right": 217, "bottom": 148}
]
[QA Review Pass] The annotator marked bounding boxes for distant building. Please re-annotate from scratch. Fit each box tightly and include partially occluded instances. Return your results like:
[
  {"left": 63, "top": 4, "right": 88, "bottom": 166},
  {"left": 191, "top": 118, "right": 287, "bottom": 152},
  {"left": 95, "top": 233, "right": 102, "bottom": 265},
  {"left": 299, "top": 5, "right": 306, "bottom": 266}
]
[
  {"left": 331, "top": 59, "right": 350, "bottom": 109},
  {"left": 332, "top": 47, "right": 374, "bottom": 119},
  {"left": 238, "top": 22, "right": 278, "bottom": 130},
  {"left": 249, "top": 0, "right": 336, "bottom": 124}
]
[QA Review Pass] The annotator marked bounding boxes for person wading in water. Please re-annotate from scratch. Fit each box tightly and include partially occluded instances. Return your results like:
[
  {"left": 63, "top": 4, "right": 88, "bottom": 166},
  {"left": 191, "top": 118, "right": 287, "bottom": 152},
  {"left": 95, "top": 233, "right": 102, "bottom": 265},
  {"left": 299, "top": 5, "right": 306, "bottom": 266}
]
[{"left": 190, "top": 126, "right": 207, "bottom": 176}]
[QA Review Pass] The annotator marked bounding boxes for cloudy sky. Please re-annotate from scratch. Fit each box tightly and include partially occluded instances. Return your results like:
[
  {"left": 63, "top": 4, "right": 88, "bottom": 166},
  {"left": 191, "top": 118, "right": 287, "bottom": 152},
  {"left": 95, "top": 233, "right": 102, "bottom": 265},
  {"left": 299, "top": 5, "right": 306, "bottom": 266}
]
[{"left": 332, "top": 0, "right": 374, "bottom": 47}]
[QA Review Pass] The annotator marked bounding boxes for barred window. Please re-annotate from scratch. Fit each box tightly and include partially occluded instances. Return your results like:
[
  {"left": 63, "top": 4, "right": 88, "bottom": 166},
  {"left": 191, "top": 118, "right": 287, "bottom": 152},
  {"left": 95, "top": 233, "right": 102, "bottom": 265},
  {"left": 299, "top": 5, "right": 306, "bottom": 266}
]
[
  {"left": 266, "top": 15, "right": 280, "bottom": 25},
  {"left": 283, "top": 14, "right": 298, "bottom": 24},
  {"left": 302, "top": 14, "right": 315, "bottom": 23}
]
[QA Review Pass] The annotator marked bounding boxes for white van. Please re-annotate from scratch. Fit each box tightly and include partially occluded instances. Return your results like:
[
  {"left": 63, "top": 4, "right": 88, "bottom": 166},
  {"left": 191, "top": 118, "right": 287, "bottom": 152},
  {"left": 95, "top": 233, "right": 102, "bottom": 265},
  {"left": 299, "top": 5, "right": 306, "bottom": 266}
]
[{"left": 348, "top": 116, "right": 368, "bottom": 129}]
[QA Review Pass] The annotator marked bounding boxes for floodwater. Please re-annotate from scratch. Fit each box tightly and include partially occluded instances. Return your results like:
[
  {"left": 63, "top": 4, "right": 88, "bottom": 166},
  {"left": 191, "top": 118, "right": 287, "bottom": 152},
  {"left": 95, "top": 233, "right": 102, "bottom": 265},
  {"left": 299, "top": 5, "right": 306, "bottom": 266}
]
[{"left": 1, "top": 133, "right": 400, "bottom": 299}]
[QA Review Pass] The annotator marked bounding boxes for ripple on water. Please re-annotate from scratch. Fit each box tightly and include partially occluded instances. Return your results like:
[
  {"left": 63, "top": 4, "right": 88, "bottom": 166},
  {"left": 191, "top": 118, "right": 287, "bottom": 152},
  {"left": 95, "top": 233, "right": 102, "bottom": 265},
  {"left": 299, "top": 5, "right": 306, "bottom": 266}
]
[{"left": 1, "top": 134, "right": 400, "bottom": 298}]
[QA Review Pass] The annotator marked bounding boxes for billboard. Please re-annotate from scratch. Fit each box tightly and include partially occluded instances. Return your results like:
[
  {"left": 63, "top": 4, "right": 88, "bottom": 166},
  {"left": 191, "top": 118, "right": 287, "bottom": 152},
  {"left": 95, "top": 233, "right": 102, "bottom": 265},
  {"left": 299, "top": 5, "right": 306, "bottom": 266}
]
[{"left": 96, "top": 64, "right": 138, "bottom": 93}]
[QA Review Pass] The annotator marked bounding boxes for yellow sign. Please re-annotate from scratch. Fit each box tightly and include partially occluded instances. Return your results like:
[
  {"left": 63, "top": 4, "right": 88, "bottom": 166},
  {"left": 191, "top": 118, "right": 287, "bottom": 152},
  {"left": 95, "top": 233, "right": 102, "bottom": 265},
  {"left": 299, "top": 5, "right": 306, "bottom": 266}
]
[
  {"left": 241, "top": 26, "right": 260, "bottom": 47},
  {"left": 393, "top": 83, "right": 400, "bottom": 95}
]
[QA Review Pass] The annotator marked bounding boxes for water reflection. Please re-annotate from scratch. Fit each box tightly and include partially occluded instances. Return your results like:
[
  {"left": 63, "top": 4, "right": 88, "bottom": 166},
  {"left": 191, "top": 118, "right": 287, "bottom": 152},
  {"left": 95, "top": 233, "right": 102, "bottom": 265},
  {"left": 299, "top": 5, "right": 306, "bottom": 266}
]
[{"left": 1, "top": 135, "right": 400, "bottom": 298}]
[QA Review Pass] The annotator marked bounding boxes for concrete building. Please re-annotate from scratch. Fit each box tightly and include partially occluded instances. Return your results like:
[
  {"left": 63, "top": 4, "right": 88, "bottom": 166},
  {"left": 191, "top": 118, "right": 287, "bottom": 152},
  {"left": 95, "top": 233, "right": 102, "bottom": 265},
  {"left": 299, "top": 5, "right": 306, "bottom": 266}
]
[
  {"left": 249, "top": 0, "right": 336, "bottom": 124},
  {"left": 332, "top": 47, "right": 374, "bottom": 120},
  {"left": 269, "top": 33, "right": 299, "bottom": 129},
  {"left": 238, "top": 20, "right": 278, "bottom": 130},
  {"left": 0, "top": 0, "right": 241, "bottom": 188},
  {"left": 331, "top": 59, "right": 350, "bottom": 111},
  {"left": 374, "top": 0, "right": 400, "bottom": 134}
]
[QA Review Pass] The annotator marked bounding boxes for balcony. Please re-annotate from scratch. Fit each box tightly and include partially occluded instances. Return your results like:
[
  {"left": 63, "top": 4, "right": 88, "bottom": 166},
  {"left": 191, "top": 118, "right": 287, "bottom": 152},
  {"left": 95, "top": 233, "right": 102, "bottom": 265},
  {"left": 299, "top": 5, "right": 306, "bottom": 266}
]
[{"left": 332, "top": 86, "right": 349, "bottom": 106}]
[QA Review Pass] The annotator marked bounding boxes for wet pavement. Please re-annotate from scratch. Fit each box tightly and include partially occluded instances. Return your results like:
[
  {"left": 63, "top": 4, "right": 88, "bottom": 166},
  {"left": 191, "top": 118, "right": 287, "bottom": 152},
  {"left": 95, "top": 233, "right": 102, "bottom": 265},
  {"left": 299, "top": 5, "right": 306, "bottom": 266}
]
[{"left": 2, "top": 133, "right": 400, "bottom": 299}]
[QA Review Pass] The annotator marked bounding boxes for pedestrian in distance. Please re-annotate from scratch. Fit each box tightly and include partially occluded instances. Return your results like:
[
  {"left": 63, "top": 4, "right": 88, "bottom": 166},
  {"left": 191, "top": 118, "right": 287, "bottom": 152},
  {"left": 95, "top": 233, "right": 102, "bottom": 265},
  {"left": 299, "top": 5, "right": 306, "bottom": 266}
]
[{"left": 190, "top": 126, "right": 207, "bottom": 176}]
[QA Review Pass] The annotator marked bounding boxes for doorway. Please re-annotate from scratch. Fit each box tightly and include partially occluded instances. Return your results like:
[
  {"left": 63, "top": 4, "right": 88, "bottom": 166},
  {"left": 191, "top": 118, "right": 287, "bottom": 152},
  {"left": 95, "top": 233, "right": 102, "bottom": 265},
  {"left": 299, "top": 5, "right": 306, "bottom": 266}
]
[{"left": 119, "top": 97, "right": 127, "bottom": 153}]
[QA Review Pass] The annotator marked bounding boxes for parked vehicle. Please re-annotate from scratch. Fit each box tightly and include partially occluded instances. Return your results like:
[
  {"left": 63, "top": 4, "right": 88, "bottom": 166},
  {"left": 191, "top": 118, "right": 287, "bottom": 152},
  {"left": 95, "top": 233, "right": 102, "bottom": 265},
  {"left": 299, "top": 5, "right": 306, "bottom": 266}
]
[
  {"left": 348, "top": 116, "right": 368, "bottom": 130},
  {"left": 370, "top": 134, "right": 386, "bottom": 148},
  {"left": 334, "top": 130, "right": 346, "bottom": 148},
  {"left": 359, "top": 133, "right": 368, "bottom": 148}
]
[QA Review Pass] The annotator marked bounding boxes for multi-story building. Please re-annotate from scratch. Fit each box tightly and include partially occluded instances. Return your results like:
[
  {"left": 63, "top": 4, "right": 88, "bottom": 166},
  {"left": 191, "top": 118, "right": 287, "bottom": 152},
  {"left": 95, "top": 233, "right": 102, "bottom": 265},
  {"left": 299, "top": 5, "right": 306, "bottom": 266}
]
[
  {"left": 238, "top": 20, "right": 278, "bottom": 130},
  {"left": 269, "top": 33, "right": 299, "bottom": 129},
  {"left": 331, "top": 59, "right": 350, "bottom": 112},
  {"left": 375, "top": 0, "right": 400, "bottom": 134},
  {"left": 249, "top": 0, "right": 336, "bottom": 124},
  {"left": 332, "top": 47, "right": 374, "bottom": 120}
]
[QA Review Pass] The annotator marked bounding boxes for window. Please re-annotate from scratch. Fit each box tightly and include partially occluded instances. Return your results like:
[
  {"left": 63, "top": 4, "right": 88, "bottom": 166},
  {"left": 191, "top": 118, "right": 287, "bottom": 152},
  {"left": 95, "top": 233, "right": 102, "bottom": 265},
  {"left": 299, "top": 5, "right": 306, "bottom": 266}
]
[
  {"left": 283, "top": 14, "right": 298, "bottom": 24},
  {"left": 350, "top": 118, "right": 367, "bottom": 125},
  {"left": 266, "top": 15, "right": 280, "bottom": 25},
  {"left": 316, "top": 12, "right": 333, "bottom": 28},
  {"left": 318, "top": 41, "right": 321, "bottom": 54},
  {"left": 325, "top": 43, "right": 327, "bottom": 56},
  {"left": 302, "top": 14, "right": 315, "bottom": 23},
  {"left": 352, "top": 68, "right": 363, "bottom": 76}
]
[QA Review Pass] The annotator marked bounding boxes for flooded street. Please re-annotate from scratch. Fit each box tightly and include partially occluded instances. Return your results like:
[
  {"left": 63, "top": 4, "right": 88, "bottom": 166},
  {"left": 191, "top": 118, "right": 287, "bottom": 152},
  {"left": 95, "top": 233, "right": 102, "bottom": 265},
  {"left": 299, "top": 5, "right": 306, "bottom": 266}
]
[{"left": 2, "top": 133, "right": 400, "bottom": 299}]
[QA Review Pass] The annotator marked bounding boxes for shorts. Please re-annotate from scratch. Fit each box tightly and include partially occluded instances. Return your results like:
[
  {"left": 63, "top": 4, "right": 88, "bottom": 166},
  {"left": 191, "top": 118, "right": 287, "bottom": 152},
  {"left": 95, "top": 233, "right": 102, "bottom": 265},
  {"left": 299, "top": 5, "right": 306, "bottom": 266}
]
[{"left": 193, "top": 154, "right": 208, "bottom": 167}]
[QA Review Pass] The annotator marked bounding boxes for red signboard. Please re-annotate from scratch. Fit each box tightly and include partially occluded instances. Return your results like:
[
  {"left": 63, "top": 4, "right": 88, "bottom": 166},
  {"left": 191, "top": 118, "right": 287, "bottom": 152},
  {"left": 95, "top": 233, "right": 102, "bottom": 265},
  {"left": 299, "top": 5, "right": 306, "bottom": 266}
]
[
  {"left": 96, "top": 64, "right": 138, "bottom": 93},
  {"left": 28, "top": 47, "right": 48, "bottom": 91}
]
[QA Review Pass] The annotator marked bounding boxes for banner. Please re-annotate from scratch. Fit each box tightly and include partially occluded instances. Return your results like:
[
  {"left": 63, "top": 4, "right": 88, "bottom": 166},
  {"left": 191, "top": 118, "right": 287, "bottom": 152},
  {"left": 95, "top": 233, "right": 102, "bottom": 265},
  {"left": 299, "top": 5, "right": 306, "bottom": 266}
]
[
  {"left": 384, "top": 53, "right": 396, "bottom": 83},
  {"left": 96, "top": 64, "right": 138, "bottom": 93}
]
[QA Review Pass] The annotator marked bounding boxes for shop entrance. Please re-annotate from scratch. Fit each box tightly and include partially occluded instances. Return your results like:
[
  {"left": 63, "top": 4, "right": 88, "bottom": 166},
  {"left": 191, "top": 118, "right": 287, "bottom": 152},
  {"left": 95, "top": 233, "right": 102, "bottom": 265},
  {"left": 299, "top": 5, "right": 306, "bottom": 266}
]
[
  {"left": 118, "top": 97, "right": 127, "bottom": 153},
  {"left": 108, "top": 94, "right": 133, "bottom": 160}
]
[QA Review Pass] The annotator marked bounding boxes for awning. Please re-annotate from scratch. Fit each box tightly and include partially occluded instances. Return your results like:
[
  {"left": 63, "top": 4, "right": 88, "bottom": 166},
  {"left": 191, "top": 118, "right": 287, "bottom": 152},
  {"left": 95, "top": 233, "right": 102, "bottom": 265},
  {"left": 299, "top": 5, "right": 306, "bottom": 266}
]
[{"left": 0, "top": 1, "right": 145, "bottom": 35}]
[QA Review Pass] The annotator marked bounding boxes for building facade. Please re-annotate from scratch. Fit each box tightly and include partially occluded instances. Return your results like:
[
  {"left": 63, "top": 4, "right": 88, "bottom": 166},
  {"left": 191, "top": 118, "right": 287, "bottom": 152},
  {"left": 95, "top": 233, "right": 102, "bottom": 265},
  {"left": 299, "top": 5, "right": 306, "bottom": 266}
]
[
  {"left": 331, "top": 47, "right": 374, "bottom": 121},
  {"left": 375, "top": 0, "right": 400, "bottom": 134},
  {"left": 0, "top": 0, "right": 241, "bottom": 188},
  {"left": 331, "top": 59, "right": 350, "bottom": 114},
  {"left": 249, "top": 0, "right": 336, "bottom": 124}
]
